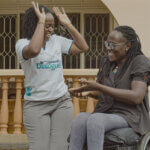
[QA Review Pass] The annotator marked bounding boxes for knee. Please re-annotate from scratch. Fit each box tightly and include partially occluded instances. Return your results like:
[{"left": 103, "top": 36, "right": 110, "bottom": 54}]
[
  {"left": 87, "top": 113, "right": 104, "bottom": 132},
  {"left": 71, "top": 112, "right": 89, "bottom": 129}
]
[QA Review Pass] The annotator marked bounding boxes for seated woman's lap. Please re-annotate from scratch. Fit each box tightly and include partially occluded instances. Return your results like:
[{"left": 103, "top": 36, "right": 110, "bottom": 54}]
[
  {"left": 71, "top": 112, "right": 128, "bottom": 133},
  {"left": 69, "top": 112, "right": 129, "bottom": 150}
]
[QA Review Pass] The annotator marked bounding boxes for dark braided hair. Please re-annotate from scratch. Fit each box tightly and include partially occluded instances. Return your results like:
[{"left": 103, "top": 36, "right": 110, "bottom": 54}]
[
  {"left": 98, "top": 26, "right": 143, "bottom": 83},
  {"left": 22, "top": 5, "right": 52, "bottom": 40}
]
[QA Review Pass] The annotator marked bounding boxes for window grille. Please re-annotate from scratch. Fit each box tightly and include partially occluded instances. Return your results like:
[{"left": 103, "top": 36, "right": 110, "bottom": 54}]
[
  {"left": 0, "top": 15, "right": 17, "bottom": 69},
  {"left": 84, "top": 14, "right": 109, "bottom": 68},
  {"left": 0, "top": 13, "right": 110, "bottom": 69}
]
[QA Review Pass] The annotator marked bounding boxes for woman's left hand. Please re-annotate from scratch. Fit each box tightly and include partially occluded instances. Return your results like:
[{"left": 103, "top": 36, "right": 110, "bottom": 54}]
[
  {"left": 79, "top": 79, "right": 100, "bottom": 91},
  {"left": 69, "top": 79, "right": 100, "bottom": 95},
  {"left": 52, "top": 7, "right": 71, "bottom": 26}
]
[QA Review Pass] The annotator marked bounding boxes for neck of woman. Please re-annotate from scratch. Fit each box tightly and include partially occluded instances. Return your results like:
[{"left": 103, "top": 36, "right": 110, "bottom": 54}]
[{"left": 116, "top": 57, "right": 126, "bottom": 68}]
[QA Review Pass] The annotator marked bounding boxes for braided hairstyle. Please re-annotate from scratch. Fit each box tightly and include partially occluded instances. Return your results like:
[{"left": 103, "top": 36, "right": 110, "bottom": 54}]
[
  {"left": 22, "top": 5, "right": 52, "bottom": 40},
  {"left": 98, "top": 25, "right": 143, "bottom": 83}
]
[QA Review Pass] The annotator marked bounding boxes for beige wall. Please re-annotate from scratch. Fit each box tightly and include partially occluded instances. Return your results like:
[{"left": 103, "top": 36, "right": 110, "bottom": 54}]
[
  {"left": 0, "top": 0, "right": 108, "bottom": 14},
  {"left": 101, "top": 0, "right": 150, "bottom": 58}
]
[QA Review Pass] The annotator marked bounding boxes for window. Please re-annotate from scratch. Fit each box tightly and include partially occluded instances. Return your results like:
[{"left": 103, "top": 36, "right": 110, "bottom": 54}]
[
  {"left": 55, "top": 13, "right": 81, "bottom": 69},
  {"left": 0, "top": 15, "right": 17, "bottom": 69},
  {"left": 0, "top": 12, "right": 110, "bottom": 69},
  {"left": 84, "top": 14, "right": 109, "bottom": 68}
]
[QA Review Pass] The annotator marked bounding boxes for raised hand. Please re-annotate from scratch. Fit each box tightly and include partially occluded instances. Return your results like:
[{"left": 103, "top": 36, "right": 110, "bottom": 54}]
[
  {"left": 32, "top": 1, "right": 46, "bottom": 23},
  {"left": 52, "top": 7, "right": 71, "bottom": 26}
]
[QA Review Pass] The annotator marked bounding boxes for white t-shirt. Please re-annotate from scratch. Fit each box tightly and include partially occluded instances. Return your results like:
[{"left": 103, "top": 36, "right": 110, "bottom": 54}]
[{"left": 16, "top": 34, "right": 73, "bottom": 101}]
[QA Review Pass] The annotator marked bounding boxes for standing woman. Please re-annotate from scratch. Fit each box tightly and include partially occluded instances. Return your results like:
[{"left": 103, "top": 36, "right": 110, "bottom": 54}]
[{"left": 16, "top": 1, "right": 88, "bottom": 150}]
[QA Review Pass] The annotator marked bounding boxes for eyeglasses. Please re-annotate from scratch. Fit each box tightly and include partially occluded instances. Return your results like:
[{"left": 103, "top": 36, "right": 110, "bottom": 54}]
[{"left": 104, "top": 41, "right": 126, "bottom": 50}]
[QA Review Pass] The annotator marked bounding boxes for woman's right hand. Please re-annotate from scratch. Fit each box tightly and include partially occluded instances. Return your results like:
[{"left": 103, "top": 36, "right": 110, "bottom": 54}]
[
  {"left": 32, "top": 1, "right": 46, "bottom": 23},
  {"left": 69, "top": 88, "right": 90, "bottom": 98}
]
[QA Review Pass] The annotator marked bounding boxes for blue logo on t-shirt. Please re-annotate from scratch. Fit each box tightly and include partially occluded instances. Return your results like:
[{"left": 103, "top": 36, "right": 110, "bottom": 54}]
[
  {"left": 36, "top": 60, "right": 61, "bottom": 70},
  {"left": 25, "top": 87, "right": 32, "bottom": 96}
]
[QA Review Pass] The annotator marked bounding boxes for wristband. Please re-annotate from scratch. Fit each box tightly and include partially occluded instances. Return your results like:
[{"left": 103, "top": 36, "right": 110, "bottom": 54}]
[{"left": 38, "top": 22, "right": 45, "bottom": 25}]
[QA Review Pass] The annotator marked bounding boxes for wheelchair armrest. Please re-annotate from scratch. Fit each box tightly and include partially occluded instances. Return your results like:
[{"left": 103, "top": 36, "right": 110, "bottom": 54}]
[
  {"left": 139, "top": 130, "right": 150, "bottom": 150},
  {"left": 105, "top": 127, "right": 141, "bottom": 146}
]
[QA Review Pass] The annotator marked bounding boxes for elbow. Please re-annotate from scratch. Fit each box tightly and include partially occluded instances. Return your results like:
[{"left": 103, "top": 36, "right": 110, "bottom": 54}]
[
  {"left": 28, "top": 46, "right": 40, "bottom": 57},
  {"left": 136, "top": 98, "right": 143, "bottom": 105},
  {"left": 32, "top": 51, "right": 40, "bottom": 57},
  {"left": 132, "top": 96, "right": 143, "bottom": 105}
]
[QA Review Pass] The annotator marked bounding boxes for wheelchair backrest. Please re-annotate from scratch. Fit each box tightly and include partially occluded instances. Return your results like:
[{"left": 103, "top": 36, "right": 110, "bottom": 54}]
[{"left": 148, "top": 86, "right": 150, "bottom": 107}]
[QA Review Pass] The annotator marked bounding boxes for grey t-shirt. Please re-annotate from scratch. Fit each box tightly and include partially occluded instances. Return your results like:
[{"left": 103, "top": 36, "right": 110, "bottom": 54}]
[{"left": 94, "top": 55, "right": 150, "bottom": 135}]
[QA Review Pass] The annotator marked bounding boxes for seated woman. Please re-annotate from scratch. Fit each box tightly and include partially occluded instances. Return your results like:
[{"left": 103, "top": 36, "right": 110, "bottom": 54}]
[{"left": 69, "top": 26, "right": 150, "bottom": 150}]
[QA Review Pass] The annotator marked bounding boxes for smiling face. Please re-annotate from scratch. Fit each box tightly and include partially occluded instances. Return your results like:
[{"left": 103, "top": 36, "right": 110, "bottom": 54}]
[
  {"left": 44, "top": 13, "right": 54, "bottom": 41},
  {"left": 106, "top": 30, "right": 130, "bottom": 63}
]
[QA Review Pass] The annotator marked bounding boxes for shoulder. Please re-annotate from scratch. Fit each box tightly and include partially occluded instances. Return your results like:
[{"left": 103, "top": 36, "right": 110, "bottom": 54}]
[
  {"left": 132, "top": 55, "right": 149, "bottom": 63},
  {"left": 130, "top": 55, "right": 150, "bottom": 76},
  {"left": 16, "top": 38, "right": 29, "bottom": 44},
  {"left": 16, "top": 38, "right": 30, "bottom": 47},
  {"left": 51, "top": 34, "right": 63, "bottom": 40},
  {"left": 131, "top": 55, "right": 150, "bottom": 68},
  {"left": 48, "top": 34, "right": 65, "bottom": 43},
  {"left": 52, "top": 34, "right": 72, "bottom": 41}
]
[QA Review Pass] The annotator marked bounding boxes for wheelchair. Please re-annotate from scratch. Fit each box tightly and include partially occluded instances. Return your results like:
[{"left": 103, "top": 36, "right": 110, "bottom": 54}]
[
  {"left": 77, "top": 127, "right": 150, "bottom": 150},
  {"left": 103, "top": 127, "right": 150, "bottom": 150}
]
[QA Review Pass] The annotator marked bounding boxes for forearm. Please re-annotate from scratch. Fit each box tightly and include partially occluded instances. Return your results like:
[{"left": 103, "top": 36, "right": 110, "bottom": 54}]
[
  {"left": 65, "top": 23, "right": 88, "bottom": 51},
  {"left": 28, "top": 23, "right": 45, "bottom": 56},
  {"left": 96, "top": 84, "right": 140, "bottom": 105}
]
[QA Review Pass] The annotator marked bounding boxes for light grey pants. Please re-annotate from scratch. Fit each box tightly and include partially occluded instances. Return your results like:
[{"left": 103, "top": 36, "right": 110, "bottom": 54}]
[
  {"left": 23, "top": 93, "right": 74, "bottom": 150},
  {"left": 69, "top": 112, "right": 128, "bottom": 150}
]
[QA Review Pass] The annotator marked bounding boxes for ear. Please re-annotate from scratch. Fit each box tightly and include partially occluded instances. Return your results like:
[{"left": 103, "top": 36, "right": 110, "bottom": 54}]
[{"left": 125, "top": 42, "right": 131, "bottom": 51}]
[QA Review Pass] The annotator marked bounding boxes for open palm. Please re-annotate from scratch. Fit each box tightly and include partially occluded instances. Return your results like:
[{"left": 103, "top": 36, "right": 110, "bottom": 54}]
[
  {"left": 52, "top": 7, "right": 71, "bottom": 26},
  {"left": 69, "top": 79, "right": 99, "bottom": 95},
  {"left": 32, "top": 1, "right": 46, "bottom": 22}
]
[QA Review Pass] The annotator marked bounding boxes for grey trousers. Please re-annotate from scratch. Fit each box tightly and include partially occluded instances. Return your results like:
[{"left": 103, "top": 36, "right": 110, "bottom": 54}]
[
  {"left": 69, "top": 112, "right": 128, "bottom": 150},
  {"left": 23, "top": 93, "right": 74, "bottom": 150}
]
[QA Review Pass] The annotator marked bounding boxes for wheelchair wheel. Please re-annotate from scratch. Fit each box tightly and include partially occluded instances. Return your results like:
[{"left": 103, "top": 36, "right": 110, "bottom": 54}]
[{"left": 139, "top": 131, "right": 150, "bottom": 150}]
